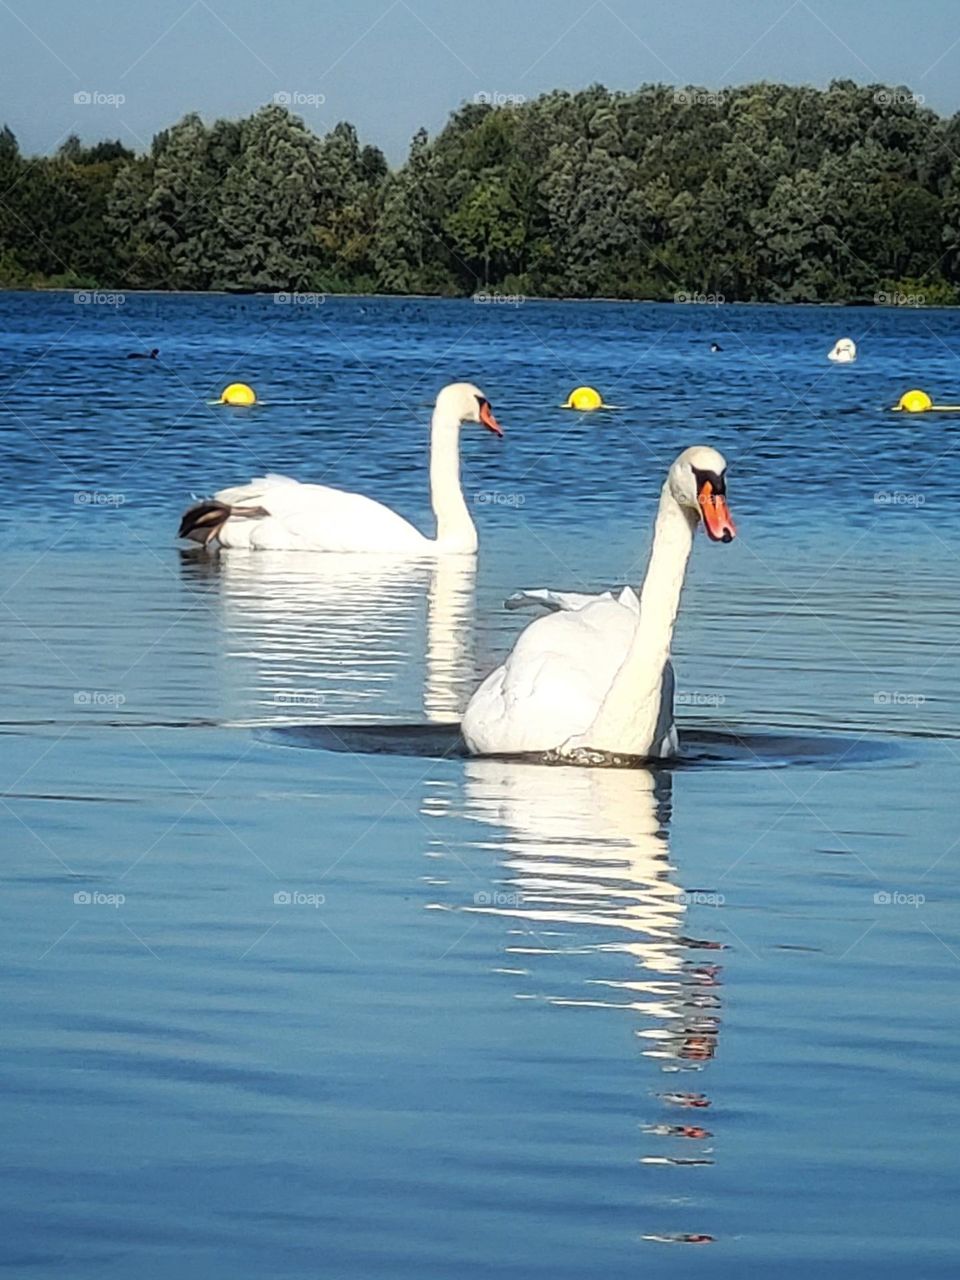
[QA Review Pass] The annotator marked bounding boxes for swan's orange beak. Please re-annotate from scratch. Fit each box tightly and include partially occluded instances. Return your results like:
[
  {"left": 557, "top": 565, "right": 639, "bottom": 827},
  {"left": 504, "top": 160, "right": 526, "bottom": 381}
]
[
  {"left": 478, "top": 398, "right": 503, "bottom": 437},
  {"left": 698, "top": 479, "right": 736, "bottom": 542}
]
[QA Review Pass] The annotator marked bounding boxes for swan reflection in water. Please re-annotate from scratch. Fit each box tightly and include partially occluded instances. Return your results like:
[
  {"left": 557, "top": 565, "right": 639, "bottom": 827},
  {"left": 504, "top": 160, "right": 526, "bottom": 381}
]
[
  {"left": 431, "top": 760, "right": 724, "bottom": 1244},
  {"left": 179, "top": 550, "right": 476, "bottom": 723}
]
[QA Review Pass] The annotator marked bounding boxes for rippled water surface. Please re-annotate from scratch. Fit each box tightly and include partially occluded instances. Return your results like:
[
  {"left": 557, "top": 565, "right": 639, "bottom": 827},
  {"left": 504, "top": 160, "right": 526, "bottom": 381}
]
[{"left": 2, "top": 293, "right": 959, "bottom": 1277}]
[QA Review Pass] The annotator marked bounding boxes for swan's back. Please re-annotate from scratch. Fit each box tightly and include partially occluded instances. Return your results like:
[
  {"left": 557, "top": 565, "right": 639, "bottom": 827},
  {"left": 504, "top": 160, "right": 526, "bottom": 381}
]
[
  {"left": 462, "top": 595, "right": 639, "bottom": 755},
  {"left": 214, "top": 475, "right": 433, "bottom": 552}
]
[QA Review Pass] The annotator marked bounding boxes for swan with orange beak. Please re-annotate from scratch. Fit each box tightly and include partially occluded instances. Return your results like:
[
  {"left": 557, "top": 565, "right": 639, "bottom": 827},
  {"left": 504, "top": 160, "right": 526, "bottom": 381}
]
[
  {"left": 462, "top": 446, "right": 737, "bottom": 761},
  {"left": 178, "top": 382, "right": 502, "bottom": 554}
]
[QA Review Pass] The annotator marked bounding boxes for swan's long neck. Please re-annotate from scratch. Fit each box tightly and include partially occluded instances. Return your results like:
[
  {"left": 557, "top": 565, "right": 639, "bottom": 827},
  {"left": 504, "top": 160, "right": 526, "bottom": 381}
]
[
  {"left": 429, "top": 409, "right": 477, "bottom": 553},
  {"left": 579, "top": 482, "right": 697, "bottom": 754}
]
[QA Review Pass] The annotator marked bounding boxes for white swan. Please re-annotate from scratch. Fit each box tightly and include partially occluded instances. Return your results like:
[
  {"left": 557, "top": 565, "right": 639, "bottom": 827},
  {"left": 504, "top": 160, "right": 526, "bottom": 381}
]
[
  {"left": 178, "top": 382, "right": 502, "bottom": 553},
  {"left": 828, "top": 337, "right": 856, "bottom": 363},
  {"left": 461, "top": 446, "right": 736, "bottom": 761}
]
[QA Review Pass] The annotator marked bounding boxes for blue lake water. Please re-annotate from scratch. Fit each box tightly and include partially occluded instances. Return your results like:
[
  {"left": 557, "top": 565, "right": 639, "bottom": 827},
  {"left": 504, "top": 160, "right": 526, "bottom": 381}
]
[{"left": 1, "top": 291, "right": 959, "bottom": 1277}]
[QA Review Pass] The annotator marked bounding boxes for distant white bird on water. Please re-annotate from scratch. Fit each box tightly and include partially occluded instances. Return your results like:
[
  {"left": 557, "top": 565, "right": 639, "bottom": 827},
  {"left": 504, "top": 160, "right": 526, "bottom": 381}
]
[{"left": 828, "top": 338, "right": 857, "bottom": 363}]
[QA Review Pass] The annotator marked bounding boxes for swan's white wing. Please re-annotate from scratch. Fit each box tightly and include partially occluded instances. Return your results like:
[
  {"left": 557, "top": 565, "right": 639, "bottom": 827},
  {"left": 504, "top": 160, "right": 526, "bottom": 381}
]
[
  {"left": 216, "top": 477, "right": 433, "bottom": 553},
  {"left": 214, "top": 473, "right": 299, "bottom": 506},
  {"left": 505, "top": 585, "right": 640, "bottom": 614},
  {"left": 505, "top": 588, "right": 615, "bottom": 613},
  {"left": 462, "top": 596, "right": 639, "bottom": 755}
]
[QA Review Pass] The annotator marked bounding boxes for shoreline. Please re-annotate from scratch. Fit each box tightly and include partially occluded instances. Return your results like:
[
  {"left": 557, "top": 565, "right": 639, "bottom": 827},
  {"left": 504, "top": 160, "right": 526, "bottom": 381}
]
[{"left": 0, "top": 286, "right": 942, "bottom": 309}]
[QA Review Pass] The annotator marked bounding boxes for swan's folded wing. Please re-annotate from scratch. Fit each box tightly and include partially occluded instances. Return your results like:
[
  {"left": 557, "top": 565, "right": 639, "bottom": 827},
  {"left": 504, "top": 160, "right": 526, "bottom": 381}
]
[
  {"left": 504, "top": 586, "right": 640, "bottom": 615},
  {"left": 214, "top": 473, "right": 298, "bottom": 506},
  {"left": 266, "top": 486, "right": 430, "bottom": 550},
  {"left": 217, "top": 480, "right": 432, "bottom": 552},
  {"left": 462, "top": 597, "right": 638, "bottom": 755},
  {"left": 504, "top": 588, "right": 616, "bottom": 613}
]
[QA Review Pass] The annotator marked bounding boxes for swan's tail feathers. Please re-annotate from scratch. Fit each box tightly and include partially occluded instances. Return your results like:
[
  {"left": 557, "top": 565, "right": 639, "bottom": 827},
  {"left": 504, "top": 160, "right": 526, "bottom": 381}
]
[{"left": 178, "top": 500, "right": 232, "bottom": 545}]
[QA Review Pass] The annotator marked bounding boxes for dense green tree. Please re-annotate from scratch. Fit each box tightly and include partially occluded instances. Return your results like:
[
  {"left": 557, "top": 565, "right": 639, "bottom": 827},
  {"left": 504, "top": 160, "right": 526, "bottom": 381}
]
[
  {"left": 0, "top": 126, "right": 26, "bottom": 283},
  {"left": 142, "top": 113, "right": 221, "bottom": 289},
  {"left": 373, "top": 128, "right": 451, "bottom": 293},
  {"left": 3, "top": 83, "right": 960, "bottom": 300},
  {"left": 444, "top": 177, "right": 523, "bottom": 286},
  {"left": 212, "top": 105, "right": 324, "bottom": 291},
  {"left": 311, "top": 122, "right": 387, "bottom": 288}
]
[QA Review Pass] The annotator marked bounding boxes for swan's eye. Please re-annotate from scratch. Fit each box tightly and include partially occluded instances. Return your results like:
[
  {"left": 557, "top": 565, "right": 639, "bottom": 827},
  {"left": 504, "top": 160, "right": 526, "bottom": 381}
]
[{"left": 692, "top": 466, "right": 725, "bottom": 497}]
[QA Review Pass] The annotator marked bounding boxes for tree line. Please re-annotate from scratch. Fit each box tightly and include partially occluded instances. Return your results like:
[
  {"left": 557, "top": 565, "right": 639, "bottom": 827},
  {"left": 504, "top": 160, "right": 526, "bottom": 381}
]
[{"left": 3, "top": 78, "right": 960, "bottom": 303}]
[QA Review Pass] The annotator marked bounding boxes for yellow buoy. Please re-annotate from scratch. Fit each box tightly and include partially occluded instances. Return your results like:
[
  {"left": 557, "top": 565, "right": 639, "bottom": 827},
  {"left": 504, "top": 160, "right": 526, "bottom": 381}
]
[
  {"left": 893, "top": 389, "right": 933, "bottom": 413},
  {"left": 219, "top": 382, "right": 257, "bottom": 406},
  {"left": 891, "top": 388, "right": 960, "bottom": 413},
  {"left": 561, "top": 386, "right": 610, "bottom": 411}
]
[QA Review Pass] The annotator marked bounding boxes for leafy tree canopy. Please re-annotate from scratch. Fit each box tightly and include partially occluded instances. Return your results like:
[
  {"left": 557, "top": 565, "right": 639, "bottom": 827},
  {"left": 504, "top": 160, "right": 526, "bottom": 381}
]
[{"left": 1, "top": 81, "right": 958, "bottom": 303}]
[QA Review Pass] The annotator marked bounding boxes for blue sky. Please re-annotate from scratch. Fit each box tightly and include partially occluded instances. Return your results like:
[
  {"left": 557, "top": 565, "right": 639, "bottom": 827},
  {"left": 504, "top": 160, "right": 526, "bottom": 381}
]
[{"left": 2, "top": 0, "right": 960, "bottom": 163}]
